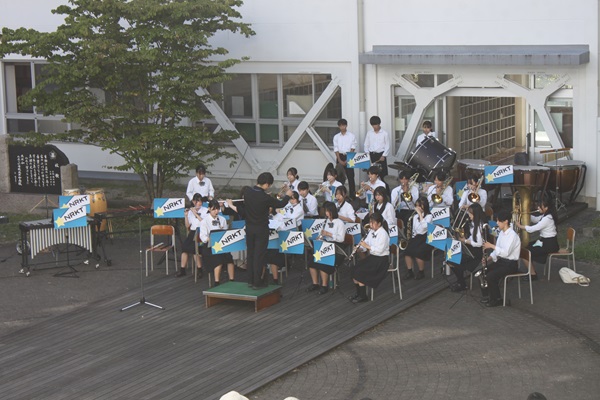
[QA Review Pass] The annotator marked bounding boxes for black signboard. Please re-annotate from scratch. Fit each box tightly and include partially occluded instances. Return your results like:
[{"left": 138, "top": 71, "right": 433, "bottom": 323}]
[{"left": 8, "top": 144, "right": 69, "bottom": 194}]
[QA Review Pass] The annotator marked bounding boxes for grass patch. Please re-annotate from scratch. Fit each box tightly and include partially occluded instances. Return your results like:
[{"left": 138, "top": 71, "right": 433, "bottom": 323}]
[{"left": 574, "top": 237, "right": 600, "bottom": 262}]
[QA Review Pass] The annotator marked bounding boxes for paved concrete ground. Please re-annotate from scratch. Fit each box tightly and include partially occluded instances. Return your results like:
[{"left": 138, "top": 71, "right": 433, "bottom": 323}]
[{"left": 1, "top": 192, "right": 599, "bottom": 399}]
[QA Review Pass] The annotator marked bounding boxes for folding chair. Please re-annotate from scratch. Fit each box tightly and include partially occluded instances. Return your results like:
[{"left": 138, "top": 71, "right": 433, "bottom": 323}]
[
  {"left": 145, "top": 225, "right": 177, "bottom": 276},
  {"left": 503, "top": 248, "right": 533, "bottom": 306},
  {"left": 545, "top": 227, "right": 576, "bottom": 281}
]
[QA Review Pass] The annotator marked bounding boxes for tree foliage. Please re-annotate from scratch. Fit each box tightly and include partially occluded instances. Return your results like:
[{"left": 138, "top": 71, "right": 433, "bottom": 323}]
[{"left": 1, "top": 0, "right": 254, "bottom": 202}]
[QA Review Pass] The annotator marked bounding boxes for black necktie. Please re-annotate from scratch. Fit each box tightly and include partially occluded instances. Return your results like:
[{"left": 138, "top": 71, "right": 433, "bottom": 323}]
[{"left": 302, "top": 198, "right": 309, "bottom": 214}]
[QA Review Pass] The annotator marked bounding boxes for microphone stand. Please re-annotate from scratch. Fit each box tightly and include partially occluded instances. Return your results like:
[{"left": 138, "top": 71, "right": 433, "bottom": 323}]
[{"left": 121, "top": 213, "right": 164, "bottom": 311}]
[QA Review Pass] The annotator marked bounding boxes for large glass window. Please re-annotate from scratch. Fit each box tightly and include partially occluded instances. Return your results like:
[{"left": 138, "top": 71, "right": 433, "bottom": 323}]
[{"left": 223, "top": 75, "right": 252, "bottom": 118}]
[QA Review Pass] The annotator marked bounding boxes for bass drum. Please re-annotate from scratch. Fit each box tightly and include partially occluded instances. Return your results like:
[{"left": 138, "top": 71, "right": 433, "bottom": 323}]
[
  {"left": 406, "top": 136, "right": 456, "bottom": 181},
  {"left": 85, "top": 188, "right": 108, "bottom": 231}
]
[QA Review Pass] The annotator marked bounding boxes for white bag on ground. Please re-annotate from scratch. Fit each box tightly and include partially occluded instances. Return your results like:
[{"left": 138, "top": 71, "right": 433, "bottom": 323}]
[{"left": 559, "top": 267, "right": 590, "bottom": 286}]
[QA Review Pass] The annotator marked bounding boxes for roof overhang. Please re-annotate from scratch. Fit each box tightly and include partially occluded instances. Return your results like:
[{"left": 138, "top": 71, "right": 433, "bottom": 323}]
[{"left": 359, "top": 45, "right": 590, "bottom": 66}]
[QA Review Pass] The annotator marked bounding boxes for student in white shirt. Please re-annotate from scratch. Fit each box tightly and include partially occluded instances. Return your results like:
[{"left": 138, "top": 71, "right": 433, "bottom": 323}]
[
  {"left": 404, "top": 196, "right": 433, "bottom": 280},
  {"left": 458, "top": 174, "right": 487, "bottom": 211},
  {"left": 282, "top": 191, "right": 305, "bottom": 228},
  {"left": 363, "top": 115, "right": 390, "bottom": 178},
  {"left": 306, "top": 202, "right": 346, "bottom": 295},
  {"left": 448, "top": 203, "right": 485, "bottom": 292},
  {"left": 186, "top": 164, "right": 215, "bottom": 201},
  {"left": 415, "top": 120, "right": 438, "bottom": 147},
  {"left": 358, "top": 165, "right": 386, "bottom": 206},
  {"left": 391, "top": 170, "right": 419, "bottom": 231},
  {"left": 372, "top": 186, "right": 396, "bottom": 230},
  {"left": 515, "top": 199, "right": 559, "bottom": 281},
  {"left": 350, "top": 212, "right": 391, "bottom": 303},
  {"left": 286, "top": 167, "right": 300, "bottom": 193},
  {"left": 335, "top": 186, "right": 356, "bottom": 223},
  {"left": 426, "top": 171, "right": 454, "bottom": 209},
  {"left": 297, "top": 181, "right": 319, "bottom": 218},
  {"left": 333, "top": 118, "right": 358, "bottom": 197},
  {"left": 318, "top": 167, "right": 343, "bottom": 203},
  {"left": 199, "top": 200, "right": 234, "bottom": 285},
  {"left": 177, "top": 193, "right": 207, "bottom": 277}
]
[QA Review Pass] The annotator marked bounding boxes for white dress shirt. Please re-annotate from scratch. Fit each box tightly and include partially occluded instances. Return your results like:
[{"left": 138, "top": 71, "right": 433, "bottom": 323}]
[
  {"left": 186, "top": 177, "right": 215, "bottom": 201},
  {"left": 337, "top": 200, "right": 356, "bottom": 222},
  {"left": 411, "top": 213, "right": 433, "bottom": 237},
  {"left": 363, "top": 129, "right": 391, "bottom": 157},
  {"left": 283, "top": 202, "right": 305, "bottom": 226},
  {"left": 333, "top": 131, "right": 358, "bottom": 154},
  {"left": 375, "top": 202, "right": 396, "bottom": 228},
  {"left": 360, "top": 178, "right": 386, "bottom": 199},
  {"left": 391, "top": 185, "right": 419, "bottom": 210},
  {"left": 426, "top": 185, "right": 454, "bottom": 208},
  {"left": 465, "top": 222, "right": 484, "bottom": 248},
  {"left": 416, "top": 132, "right": 438, "bottom": 146},
  {"left": 525, "top": 214, "right": 557, "bottom": 238},
  {"left": 199, "top": 214, "right": 227, "bottom": 243},
  {"left": 187, "top": 206, "right": 208, "bottom": 231},
  {"left": 321, "top": 180, "right": 343, "bottom": 203},
  {"left": 300, "top": 193, "right": 319, "bottom": 217},
  {"left": 323, "top": 218, "right": 346, "bottom": 243},
  {"left": 363, "top": 226, "right": 390, "bottom": 256},
  {"left": 491, "top": 228, "right": 521, "bottom": 261},
  {"left": 458, "top": 188, "right": 487, "bottom": 210}
]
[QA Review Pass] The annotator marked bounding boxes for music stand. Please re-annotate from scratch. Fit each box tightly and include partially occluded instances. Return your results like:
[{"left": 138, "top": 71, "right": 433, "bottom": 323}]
[{"left": 121, "top": 213, "right": 164, "bottom": 311}]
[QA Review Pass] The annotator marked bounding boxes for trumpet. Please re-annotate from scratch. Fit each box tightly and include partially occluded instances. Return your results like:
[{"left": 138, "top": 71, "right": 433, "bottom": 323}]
[
  {"left": 276, "top": 183, "right": 289, "bottom": 199},
  {"left": 431, "top": 175, "right": 453, "bottom": 205},
  {"left": 355, "top": 182, "right": 371, "bottom": 198},
  {"left": 315, "top": 184, "right": 327, "bottom": 197},
  {"left": 348, "top": 224, "right": 371, "bottom": 259}
]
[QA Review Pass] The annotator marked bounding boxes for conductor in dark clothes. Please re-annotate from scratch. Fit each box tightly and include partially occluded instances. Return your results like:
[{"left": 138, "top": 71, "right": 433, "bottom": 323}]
[{"left": 244, "top": 172, "right": 292, "bottom": 289}]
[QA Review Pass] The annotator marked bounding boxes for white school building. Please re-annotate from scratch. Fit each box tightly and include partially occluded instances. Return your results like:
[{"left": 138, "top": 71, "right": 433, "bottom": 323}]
[{"left": 1, "top": 0, "right": 599, "bottom": 208}]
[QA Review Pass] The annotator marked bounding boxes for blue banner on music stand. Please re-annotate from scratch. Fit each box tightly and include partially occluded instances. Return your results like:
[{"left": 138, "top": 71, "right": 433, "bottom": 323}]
[
  {"left": 446, "top": 239, "right": 463, "bottom": 263},
  {"left": 153, "top": 198, "right": 185, "bottom": 218},
  {"left": 267, "top": 228, "right": 280, "bottom": 249},
  {"left": 455, "top": 180, "right": 468, "bottom": 201},
  {"left": 279, "top": 218, "right": 298, "bottom": 232},
  {"left": 53, "top": 205, "right": 88, "bottom": 229},
  {"left": 346, "top": 152, "right": 371, "bottom": 169},
  {"left": 278, "top": 231, "right": 305, "bottom": 254},
  {"left": 210, "top": 228, "right": 246, "bottom": 254},
  {"left": 345, "top": 222, "right": 362, "bottom": 244},
  {"left": 431, "top": 206, "right": 451, "bottom": 227},
  {"left": 389, "top": 224, "right": 399, "bottom": 246},
  {"left": 58, "top": 194, "right": 91, "bottom": 213},
  {"left": 313, "top": 240, "right": 336, "bottom": 267},
  {"left": 231, "top": 220, "right": 245, "bottom": 229},
  {"left": 302, "top": 219, "right": 327, "bottom": 240},
  {"left": 484, "top": 165, "right": 514, "bottom": 184},
  {"left": 426, "top": 223, "right": 448, "bottom": 250}
]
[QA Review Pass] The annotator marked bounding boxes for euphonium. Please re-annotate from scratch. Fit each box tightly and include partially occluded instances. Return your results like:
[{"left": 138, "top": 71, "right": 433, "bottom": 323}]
[{"left": 431, "top": 176, "right": 453, "bottom": 204}]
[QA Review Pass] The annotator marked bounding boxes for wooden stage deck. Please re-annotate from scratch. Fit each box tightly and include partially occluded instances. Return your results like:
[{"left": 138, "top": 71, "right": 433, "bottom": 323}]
[{"left": 0, "top": 259, "right": 448, "bottom": 400}]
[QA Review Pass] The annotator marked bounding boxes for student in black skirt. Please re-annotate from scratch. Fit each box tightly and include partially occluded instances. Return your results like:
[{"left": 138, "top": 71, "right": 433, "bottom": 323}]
[
  {"left": 199, "top": 200, "right": 234, "bottom": 286},
  {"left": 177, "top": 193, "right": 207, "bottom": 277},
  {"left": 515, "top": 198, "right": 559, "bottom": 281},
  {"left": 448, "top": 203, "right": 485, "bottom": 291},
  {"left": 404, "top": 196, "right": 433, "bottom": 280},
  {"left": 350, "top": 212, "right": 390, "bottom": 303},
  {"left": 306, "top": 202, "right": 347, "bottom": 295}
]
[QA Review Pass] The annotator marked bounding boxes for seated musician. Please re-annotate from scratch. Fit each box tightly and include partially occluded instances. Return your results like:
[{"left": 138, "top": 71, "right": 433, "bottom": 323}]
[
  {"left": 404, "top": 196, "right": 433, "bottom": 280},
  {"left": 199, "top": 200, "right": 235, "bottom": 286},
  {"left": 372, "top": 187, "right": 396, "bottom": 229},
  {"left": 177, "top": 193, "right": 207, "bottom": 278},
  {"left": 458, "top": 174, "right": 487, "bottom": 211},
  {"left": 358, "top": 165, "right": 386, "bottom": 205},
  {"left": 335, "top": 186, "right": 356, "bottom": 223},
  {"left": 481, "top": 209, "right": 521, "bottom": 307},
  {"left": 515, "top": 198, "right": 559, "bottom": 281},
  {"left": 306, "top": 202, "right": 346, "bottom": 295},
  {"left": 318, "top": 167, "right": 343, "bottom": 203},
  {"left": 349, "top": 212, "right": 390, "bottom": 303},
  {"left": 448, "top": 203, "right": 485, "bottom": 292},
  {"left": 391, "top": 170, "right": 419, "bottom": 229},
  {"left": 281, "top": 191, "right": 305, "bottom": 228},
  {"left": 297, "top": 181, "right": 319, "bottom": 218},
  {"left": 426, "top": 171, "right": 454, "bottom": 209}
]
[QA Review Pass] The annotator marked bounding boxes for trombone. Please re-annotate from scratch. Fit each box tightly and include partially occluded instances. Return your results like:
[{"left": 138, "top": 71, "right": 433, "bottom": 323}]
[
  {"left": 468, "top": 175, "right": 484, "bottom": 203},
  {"left": 394, "top": 173, "right": 419, "bottom": 209},
  {"left": 431, "top": 175, "right": 453, "bottom": 204}
]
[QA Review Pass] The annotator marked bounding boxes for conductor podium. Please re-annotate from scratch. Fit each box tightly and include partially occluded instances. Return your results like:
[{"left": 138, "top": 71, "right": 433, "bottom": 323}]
[{"left": 203, "top": 282, "right": 282, "bottom": 312}]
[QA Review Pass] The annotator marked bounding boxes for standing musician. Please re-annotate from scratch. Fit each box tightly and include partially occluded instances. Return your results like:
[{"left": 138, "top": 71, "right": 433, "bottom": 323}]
[
  {"left": 481, "top": 209, "right": 521, "bottom": 307},
  {"left": 199, "top": 200, "right": 234, "bottom": 286},
  {"left": 306, "top": 202, "right": 346, "bottom": 295},
  {"left": 333, "top": 118, "right": 358, "bottom": 197},
  {"left": 357, "top": 165, "right": 386, "bottom": 205},
  {"left": 416, "top": 120, "right": 438, "bottom": 146},
  {"left": 318, "top": 167, "right": 343, "bottom": 203},
  {"left": 177, "top": 193, "right": 207, "bottom": 278},
  {"left": 286, "top": 167, "right": 300, "bottom": 192},
  {"left": 515, "top": 198, "right": 559, "bottom": 281},
  {"left": 391, "top": 170, "right": 419, "bottom": 228},
  {"left": 458, "top": 174, "right": 487, "bottom": 211},
  {"left": 448, "top": 203, "right": 485, "bottom": 292},
  {"left": 404, "top": 196, "right": 433, "bottom": 280},
  {"left": 186, "top": 164, "right": 215, "bottom": 201},
  {"left": 335, "top": 186, "right": 357, "bottom": 223},
  {"left": 297, "top": 181, "right": 319, "bottom": 218},
  {"left": 426, "top": 171, "right": 454, "bottom": 209},
  {"left": 363, "top": 115, "right": 390, "bottom": 178},
  {"left": 350, "top": 212, "right": 390, "bottom": 303},
  {"left": 372, "top": 186, "right": 396, "bottom": 229},
  {"left": 244, "top": 172, "right": 292, "bottom": 289}
]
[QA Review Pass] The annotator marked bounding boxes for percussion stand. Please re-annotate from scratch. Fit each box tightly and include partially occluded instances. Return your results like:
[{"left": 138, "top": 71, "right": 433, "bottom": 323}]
[
  {"left": 29, "top": 193, "right": 58, "bottom": 218},
  {"left": 54, "top": 233, "right": 79, "bottom": 278},
  {"left": 551, "top": 149, "right": 567, "bottom": 213},
  {"left": 121, "top": 213, "right": 164, "bottom": 311}
]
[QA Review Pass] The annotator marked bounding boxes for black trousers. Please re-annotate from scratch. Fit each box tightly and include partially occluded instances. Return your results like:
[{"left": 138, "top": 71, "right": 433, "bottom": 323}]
[
  {"left": 246, "top": 227, "right": 269, "bottom": 286},
  {"left": 369, "top": 151, "right": 388, "bottom": 178},
  {"left": 338, "top": 154, "right": 356, "bottom": 198},
  {"left": 482, "top": 258, "right": 518, "bottom": 301}
]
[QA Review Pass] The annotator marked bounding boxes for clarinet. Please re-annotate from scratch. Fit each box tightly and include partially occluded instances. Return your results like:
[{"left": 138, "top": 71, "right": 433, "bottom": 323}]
[
  {"left": 348, "top": 224, "right": 371, "bottom": 260},
  {"left": 475, "top": 223, "right": 489, "bottom": 289}
]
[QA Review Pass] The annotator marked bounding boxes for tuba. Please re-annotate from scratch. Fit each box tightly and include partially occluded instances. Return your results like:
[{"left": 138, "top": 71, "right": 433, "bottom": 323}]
[{"left": 431, "top": 176, "right": 453, "bottom": 205}]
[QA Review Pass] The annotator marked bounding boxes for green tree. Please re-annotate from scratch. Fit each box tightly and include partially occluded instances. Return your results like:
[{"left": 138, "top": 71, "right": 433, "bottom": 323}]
[{"left": 1, "top": 0, "right": 254, "bottom": 202}]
